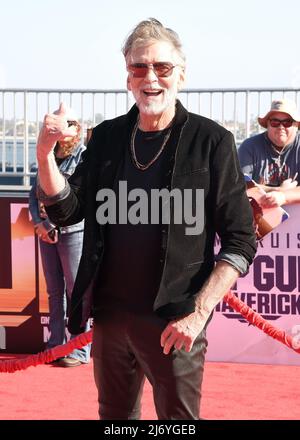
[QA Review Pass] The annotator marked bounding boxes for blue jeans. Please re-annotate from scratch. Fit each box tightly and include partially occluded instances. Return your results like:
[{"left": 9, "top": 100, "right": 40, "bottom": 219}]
[{"left": 39, "top": 230, "right": 90, "bottom": 363}]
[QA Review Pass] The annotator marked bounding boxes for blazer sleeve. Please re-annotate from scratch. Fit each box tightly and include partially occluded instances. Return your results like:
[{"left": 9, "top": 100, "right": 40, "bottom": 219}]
[
  {"left": 45, "top": 139, "right": 94, "bottom": 227},
  {"left": 211, "top": 131, "right": 257, "bottom": 265}
]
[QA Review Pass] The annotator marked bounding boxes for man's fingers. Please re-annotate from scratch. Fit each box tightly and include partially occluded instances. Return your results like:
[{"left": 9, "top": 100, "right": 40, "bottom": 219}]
[
  {"left": 43, "top": 119, "right": 77, "bottom": 139},
  {"left": 54, "top": 102, "right": 68, "bottom": 116},
  {"left": 174, "top": 339, "right": 185, "bottom": 351},
  {"left": 160, "top": 325, "right": 176, "bottom": 354},
  {"left": 161, "top": 324, "right": 187, "bottom": 355},
  {"left": 60, "top": 125, "right": 78, "bottom": 138},
  {"left": 162, "top": 333, "right": 178, "bottom": 355},
  {"left": 183, "top": 339, "right": 193, "bottom": 353},
  {"left": 160, "top": 325, "right": 171, "bottom": 348},
  {"left": 163, "top": 333, "right": 193, "bottom": 354},
  {"left": 43, "top": 103, "right": 79, "bottom": 138}
]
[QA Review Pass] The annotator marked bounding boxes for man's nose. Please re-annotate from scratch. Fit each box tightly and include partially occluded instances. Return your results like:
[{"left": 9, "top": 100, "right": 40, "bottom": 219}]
[{"left": 143, "top": 66, "right": 158, "bottom": 82}]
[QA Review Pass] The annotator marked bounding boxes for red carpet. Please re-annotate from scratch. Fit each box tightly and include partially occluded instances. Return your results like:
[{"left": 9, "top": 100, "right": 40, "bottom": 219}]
[{"left": 0, "top": 355, "right": 299, "bottom": 420}]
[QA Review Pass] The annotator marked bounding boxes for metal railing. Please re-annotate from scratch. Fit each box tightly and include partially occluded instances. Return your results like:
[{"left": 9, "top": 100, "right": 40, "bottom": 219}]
[{"left": 1, "top": 87, "right": 299, "bottom": 190}]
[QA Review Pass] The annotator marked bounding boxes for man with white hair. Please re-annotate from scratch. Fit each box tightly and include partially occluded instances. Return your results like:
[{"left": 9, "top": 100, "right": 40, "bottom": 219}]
[
  {"left": 36, "top": 18, "right": 256, "bottom": 419},
  {"left": 238, "top": 98, "right": 300, "bottom": 207}
]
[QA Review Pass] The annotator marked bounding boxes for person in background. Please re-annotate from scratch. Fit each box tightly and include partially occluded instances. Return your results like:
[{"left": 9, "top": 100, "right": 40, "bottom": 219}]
[
  {"left": 35, "top": 18, "right": 256, "bottom": 419},
  {"left": 29, "top": 108, "right": 90, "bottom": 367},
  {"left": 238, "top": 98, "right": 300, "bottom": 207}
]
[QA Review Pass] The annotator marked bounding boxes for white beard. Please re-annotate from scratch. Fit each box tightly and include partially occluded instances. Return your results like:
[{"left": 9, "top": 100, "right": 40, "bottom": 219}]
[{"left": 134, "top": 87, "right": 178, "bottom": 116}]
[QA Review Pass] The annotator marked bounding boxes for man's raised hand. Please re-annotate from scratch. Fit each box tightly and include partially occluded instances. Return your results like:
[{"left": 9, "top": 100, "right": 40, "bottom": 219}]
[{"left": 37, "top": 102, "right": 78, "bottom": 161}]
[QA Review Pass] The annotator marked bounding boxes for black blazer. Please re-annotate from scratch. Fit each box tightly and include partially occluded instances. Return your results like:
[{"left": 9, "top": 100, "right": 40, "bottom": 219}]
[{"left": 46, "top": 101, "right": 257, "bottom": 334}]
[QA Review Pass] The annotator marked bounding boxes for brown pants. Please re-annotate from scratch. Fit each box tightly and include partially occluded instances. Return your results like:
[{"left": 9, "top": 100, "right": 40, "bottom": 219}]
[{"left": 92, "top": 309, "right": 207, "bottom": 420}]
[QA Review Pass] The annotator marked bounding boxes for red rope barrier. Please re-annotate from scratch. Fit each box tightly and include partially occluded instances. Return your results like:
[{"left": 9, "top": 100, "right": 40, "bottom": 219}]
[
  {"left": 1, "top": 290, "right": 299, "bottom": 373},
  {"left": 0, "top": 329, "right": 93, "bottom": 373},
  {"left": 224, "top": 290, "right": 300, "bottom": 354}
]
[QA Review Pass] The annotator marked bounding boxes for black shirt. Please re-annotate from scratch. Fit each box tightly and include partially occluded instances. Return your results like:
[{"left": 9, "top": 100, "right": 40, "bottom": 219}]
[{"left": 94, "top": 127, "right": 173, "bottom": 314}]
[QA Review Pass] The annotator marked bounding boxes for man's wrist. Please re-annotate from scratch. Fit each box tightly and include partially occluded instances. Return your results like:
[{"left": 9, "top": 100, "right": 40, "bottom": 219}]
[{"left": 37, "top": 149, "right": 55, "bottom": 165}]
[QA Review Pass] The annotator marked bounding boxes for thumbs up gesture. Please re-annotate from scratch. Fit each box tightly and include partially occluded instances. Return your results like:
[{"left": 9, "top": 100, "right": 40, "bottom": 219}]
[{"left": 37, "top": 102, "right": 79, "bottom": 161}]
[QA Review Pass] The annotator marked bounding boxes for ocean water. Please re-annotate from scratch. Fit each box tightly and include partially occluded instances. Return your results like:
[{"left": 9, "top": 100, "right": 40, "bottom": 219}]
[
  {"left": 0, "top": 140, "right": 37, "bottom": 169},
  {"left": 0, "top": 140, "right": 37, "bottom": 185}
]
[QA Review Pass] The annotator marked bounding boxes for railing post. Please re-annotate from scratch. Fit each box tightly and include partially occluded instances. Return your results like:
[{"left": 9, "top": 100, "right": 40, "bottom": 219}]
[
  {"left": 1, "top": 91, "right": 6, "bottom": 172},
  {"left": 245, "top": 90, "right": 251, "bottom": 139},
  {"left": 23, "top": 91, "right": 30, "bottom": 187}
]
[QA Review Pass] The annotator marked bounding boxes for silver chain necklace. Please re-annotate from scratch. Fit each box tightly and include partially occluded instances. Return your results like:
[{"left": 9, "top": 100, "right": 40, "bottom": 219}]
[
  {"left": 269, "top": 142, "right": 290, "bottom": 171},
  {"left": 130, "top": 119, "right": 172, "bottom": 171},
  {"left": 270, "top": 143, "right": 287, "bottom": 156}
]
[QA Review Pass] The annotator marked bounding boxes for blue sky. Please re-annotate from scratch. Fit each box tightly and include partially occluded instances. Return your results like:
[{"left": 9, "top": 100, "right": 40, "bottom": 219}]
[{"left": 1, "top": 0, "right": 299, "bottom": 90}]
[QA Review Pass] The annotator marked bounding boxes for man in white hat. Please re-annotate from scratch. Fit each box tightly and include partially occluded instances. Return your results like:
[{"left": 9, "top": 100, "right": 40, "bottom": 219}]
[{"left": 238, "top": 98, "right": 300, "bottom": 207}]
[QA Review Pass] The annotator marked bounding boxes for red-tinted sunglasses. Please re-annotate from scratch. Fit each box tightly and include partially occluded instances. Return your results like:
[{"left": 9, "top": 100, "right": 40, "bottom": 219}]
[
  {"left": 128, "top": 62, "right": 179, "bottom": 78},
  {"left": 268, "top": 118, "right": 295, "bottom": 128}
]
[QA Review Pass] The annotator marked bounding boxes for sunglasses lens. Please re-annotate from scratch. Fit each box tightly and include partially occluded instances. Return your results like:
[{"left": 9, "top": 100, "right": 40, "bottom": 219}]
[
  {"left": 129, "top": 62, "right": 174, "bottom": 78},
  {"left": 153, "top": 63, "right": 174, "bottom": 77},
  {"left": 130, "top": 66, "right": 148, "bottom": 78},
  {"left": 269, "top": 119, "right": 293, "bottom": 128}
]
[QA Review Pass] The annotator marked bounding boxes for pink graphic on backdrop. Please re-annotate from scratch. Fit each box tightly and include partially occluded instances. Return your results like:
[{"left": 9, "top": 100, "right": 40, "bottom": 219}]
[{"left": 207, "top": 204, "right": 300, "bottom": 366}]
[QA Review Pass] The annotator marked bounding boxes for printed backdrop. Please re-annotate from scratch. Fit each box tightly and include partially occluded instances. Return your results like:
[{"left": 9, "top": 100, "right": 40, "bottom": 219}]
[
  {"left": 207, "top": 204, "right": 300, "bottom": 366},
  {"left": 0, "top": 199, "right": 49, "bottom": 352},
  {"left": 0, "top": 197, "right": 299, "bottom": 365}
]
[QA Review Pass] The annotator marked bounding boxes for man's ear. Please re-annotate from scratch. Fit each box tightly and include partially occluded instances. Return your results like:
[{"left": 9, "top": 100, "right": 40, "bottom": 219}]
[
  {"left": 177, "top": 68, "right": 186, "bottom": 92},
  {"left": 127, "top": 75, "right": 132, "bottom": 91}
]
